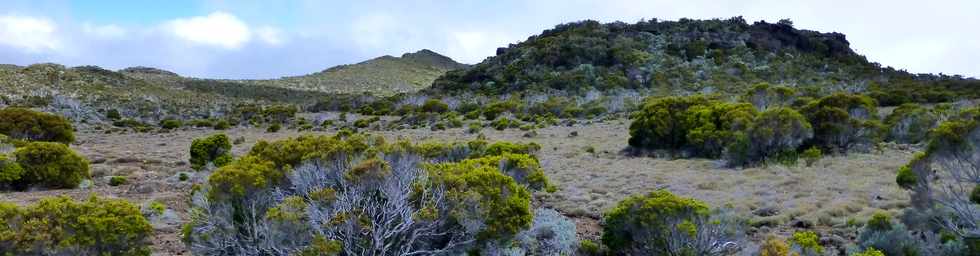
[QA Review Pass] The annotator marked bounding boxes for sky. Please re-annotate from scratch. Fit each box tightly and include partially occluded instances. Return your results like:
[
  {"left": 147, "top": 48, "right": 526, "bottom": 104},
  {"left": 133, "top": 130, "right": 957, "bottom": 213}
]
[{"left": 0, "top": 0, "right": 977, "bottom": 79}]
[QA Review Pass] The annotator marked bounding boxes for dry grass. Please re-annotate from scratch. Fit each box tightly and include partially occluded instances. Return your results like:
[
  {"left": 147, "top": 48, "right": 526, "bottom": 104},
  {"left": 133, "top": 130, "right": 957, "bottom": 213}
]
[{"left": 0, "top": 117, "right": 917, "bottom": 255}]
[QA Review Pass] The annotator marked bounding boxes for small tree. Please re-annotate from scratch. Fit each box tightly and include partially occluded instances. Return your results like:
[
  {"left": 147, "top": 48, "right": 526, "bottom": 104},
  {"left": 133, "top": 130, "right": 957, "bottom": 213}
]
[
  {"left": 190, "top": 134, "right": 233, "bottom": 171},
  {"left": 801, "top": 93, "right": 881, "bottom": 153},
  {"left": 897, "top": 111, "right": 980, "bottom": 251},
  {"left": 727, "top": 107, "right": 813, "bottom": 167}
]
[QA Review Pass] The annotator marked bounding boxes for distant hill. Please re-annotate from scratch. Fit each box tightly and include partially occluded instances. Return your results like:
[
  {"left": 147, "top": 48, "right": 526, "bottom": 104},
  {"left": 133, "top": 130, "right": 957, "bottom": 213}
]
[
  {"left": 240, "top": 49, "right": 466, "bottom": 96},
  {"left": 0, "top": 49, "right": 463, "bottom": 121},
  {"left": 428, "top": 18, "right": 979, "bottom": 105}
]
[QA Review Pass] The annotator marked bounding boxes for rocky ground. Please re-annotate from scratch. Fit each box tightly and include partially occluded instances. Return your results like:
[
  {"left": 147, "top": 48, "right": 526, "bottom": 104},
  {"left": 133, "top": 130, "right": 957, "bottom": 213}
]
[{"left": 0, "top": 118, "right": 916, "bottom": 255}]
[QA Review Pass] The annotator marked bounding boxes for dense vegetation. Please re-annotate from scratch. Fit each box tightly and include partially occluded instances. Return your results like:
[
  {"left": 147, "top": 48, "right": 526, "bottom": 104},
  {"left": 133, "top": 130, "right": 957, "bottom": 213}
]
[
  {"left": 626, "top": 87, "right": 956, "bottom": 166},
  {"left": 428, "top": 18, "right": 978, "bottom": 104},
  {"left": 183, "top": 133, "right": 570, "bottom": 255},
  {"left": 6, "top": 142, "right": 90, "bottom": 190},
  {"left": 0, "top": 107, "right": 75, "bottom": 144},
  {"left": 0, "top": 196, "right": 153, "bottom": 255},
  {"left": 891, "top": 106, "right": 980, "bottom": 255}
]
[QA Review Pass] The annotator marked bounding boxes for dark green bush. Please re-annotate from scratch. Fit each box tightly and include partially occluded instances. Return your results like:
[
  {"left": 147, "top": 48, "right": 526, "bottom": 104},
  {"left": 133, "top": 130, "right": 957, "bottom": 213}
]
[
  {"left": 190, "top": 134, "right": 233, "bottom": 171},
  {"left": 213, "top": 120, "right": 231, "bottom": 130},
  {"left": 0, "top": 107, "right": 75, "bottom": 144},
  {"left": 263, "top": 105, "right": 298, "bottom": 124},
  {"left": 109, "top": 176, "right": 127, "bottom": 186},
  {"left": 0, "top": 196, "right": 152, "bottom": 255},
  {"left": 12, "top": 142, "right": 90, "bottom": 189},
  {"left": 160, "top": 118, "right": 182, "bottom": 129},
  {"left": 0, "top": 154, "right": 23, "bottom": 187},
  {"left": 727, "top": 107, "right": 813, "bottom": 167},
  {"left": 421, "top": 99, "right": 450, "bottom": 113},
  {"left": 354, "top": 116, "right": 381, "bottom": 128},
  {"left": 800, "top": 93, "right": 881, "bottom": 152},
  {"left": 267, "top": 123, "right": 282, "bottom": 133},
  {"left": 106, "top": 109, "right": 122, "bottom": 120},
  {"left": 629, "top": 95, "right": 756, "bottom": 157}
]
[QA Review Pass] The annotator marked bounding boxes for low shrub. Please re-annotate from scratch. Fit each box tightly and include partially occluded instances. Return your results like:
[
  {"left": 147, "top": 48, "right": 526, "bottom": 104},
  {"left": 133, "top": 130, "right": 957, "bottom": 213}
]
[
  {"left": 602, "top": 190, "right": 741, "bottom": 255},
  {"left": 12, "top": 142, "right": 90, "bottom": 189},
  {"left": 0, "top": 107, "right": 75, "bottom": 144},
  {"left": 185, "top": 134, "right": 558, "bottom": 255},
  {"left": 630, "top": 95, "right": 756, "bottom": 157},
  {"left": 0, "top": 196, "right": 152, "bottom": 255},
  {"left": 267, "top": 123, "right": 282, "bottom": 133},
  {"left": 800, "top": 93, "right": 881, "bottom": 153},
  {"left": 160, "top": 118, "right": 182, "bottom": 129},
  {"left": 108, "top": 176, "right": 127, "bottom": 186},
  {"left": 790, "top": 231, "right": 824, "bottom": 256},
  {"left": 213, "top": 120, "right": 231, "bottom": 130},
  {"left": 189, "top": 134, "right": 233, "bottom": 171},
  {"left": 106, "top": 109, "right": 122, "bottom": 120},
  {"left": 421, "top": 99, "right": 449, "bottom": 113},
  {"left": 801, "top": 147, "right": 822, "bottom": 167}
]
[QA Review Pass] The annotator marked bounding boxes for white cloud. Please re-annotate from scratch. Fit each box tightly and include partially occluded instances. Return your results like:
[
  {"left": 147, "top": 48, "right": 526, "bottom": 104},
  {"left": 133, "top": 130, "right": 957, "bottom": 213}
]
[
  {"left": 82, "top": 23, "right": 127, "bottom": 39},
  {"left": 166, "top": 12, "right": 252, "bottom": 49},
  {"left": 446, "top": 31, "right": 516, "bottom": 64},
  {"left": 0, "top": 15, "right": 61, "bottom": 53},
  {"left": 255, "top": 26, "right": 284, "bottom": 46}
]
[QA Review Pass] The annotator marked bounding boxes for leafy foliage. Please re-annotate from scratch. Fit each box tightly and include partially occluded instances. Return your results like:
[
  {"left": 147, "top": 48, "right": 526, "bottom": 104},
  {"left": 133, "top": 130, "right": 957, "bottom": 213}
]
[
  {"left": 185, "top": 133, "right": 556, "bottom": 255},
  {"left": 602, "top": 190, "right": 740, "bottom": 255},
  {"left": 189, "top": 134, "right": 233, "bottom": 171},
  {"left": 884, "top": 103, "right": 940, "bottom": 144},
  {"left": 800, "top": 93, "right": 881, "bottom": 152},
  {"left": 10, "top": 142, "right": 89, "bottom": 189},
  {"left": 0, "top": 107, "right": 75, "bottom": 144},
  {"left": 0, "top": 196, "right": 152, "bottom": 255}
]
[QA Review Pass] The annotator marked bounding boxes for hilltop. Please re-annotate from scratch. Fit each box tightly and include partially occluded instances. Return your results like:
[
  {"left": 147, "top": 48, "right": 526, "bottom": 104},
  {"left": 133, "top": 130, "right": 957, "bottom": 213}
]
[
  {"left": 239, "top": 49, "right": 466, "bottom": 96},
  {"left": 0, "top": 49, "right": 464, "bottom": 122},
  {"left": 429, "top": 18, "right": 979, "bottom": 105}
]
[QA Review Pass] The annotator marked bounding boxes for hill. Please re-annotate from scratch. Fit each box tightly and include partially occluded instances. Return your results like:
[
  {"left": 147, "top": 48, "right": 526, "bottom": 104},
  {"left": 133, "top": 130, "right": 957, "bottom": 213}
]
[
  {"left": 0, "top": 50, "right": 463, "bottom": 122},
  {"left": 428, "top": 18, "right": 979, "bottom": 106},
  {"left": 240, "top": 49, "right": 466, "bottom": 96}
]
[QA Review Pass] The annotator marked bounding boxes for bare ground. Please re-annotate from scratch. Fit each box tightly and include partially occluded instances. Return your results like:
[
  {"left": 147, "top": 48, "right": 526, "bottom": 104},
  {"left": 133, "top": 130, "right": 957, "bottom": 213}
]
[{"left": 0, "top": 118, "right": 916, "bottom": 255}]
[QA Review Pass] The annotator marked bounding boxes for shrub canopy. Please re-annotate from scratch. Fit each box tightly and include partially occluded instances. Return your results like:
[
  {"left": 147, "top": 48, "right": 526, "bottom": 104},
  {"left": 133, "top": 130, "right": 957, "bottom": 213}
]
[
  {"left": 0, "top": 107, "right": 75, "bottom": 144},
  {"left": 12, "top": 142, "right": 89, "bottom": 189}
]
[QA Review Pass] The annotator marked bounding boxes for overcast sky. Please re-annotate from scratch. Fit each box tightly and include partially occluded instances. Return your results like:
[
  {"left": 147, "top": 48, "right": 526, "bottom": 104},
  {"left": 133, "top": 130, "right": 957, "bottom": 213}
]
[{"left": 0, "top": 0, "right": 977, "bottom": 79}]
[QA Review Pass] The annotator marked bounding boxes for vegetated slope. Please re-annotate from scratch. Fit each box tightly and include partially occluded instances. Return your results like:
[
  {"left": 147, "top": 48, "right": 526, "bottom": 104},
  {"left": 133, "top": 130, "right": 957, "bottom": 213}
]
[
  {"left": 0, "top": 64, "right": 325, "bottom": 122},
  {"left": 240, "top": 49, "right": 467, "bottom": 96},
  {"left": 428, "top": 17, "right": 979, "bottom": 105}
]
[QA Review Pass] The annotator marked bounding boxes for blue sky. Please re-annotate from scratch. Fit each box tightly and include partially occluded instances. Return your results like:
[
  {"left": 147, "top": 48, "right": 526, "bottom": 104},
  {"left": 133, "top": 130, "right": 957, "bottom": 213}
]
[{"left": 1, "top": 0, "right": 978, "bottom": 79}]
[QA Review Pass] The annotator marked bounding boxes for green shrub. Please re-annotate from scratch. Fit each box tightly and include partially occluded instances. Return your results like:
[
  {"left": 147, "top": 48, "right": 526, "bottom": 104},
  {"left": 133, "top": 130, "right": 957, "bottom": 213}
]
[
  {"left": 106, "top": 109, "right": 122, "bottom": 120},
  {"left": 602, "top": 190, "right": 732, "bottom": 255},
  {"left": 263, "top": 105, "right": 298, "bottom": 124},
  {"left": 801, "top": 93, "right": 881, "bottom": 152},
  {"left": 866, "top": 212, "right": 893, "bottom": 231},
  {"left": 13, "top": 142, "right": 90, "bottom": 189},
  {"left": 160, "top": 118, "right": 182, "bottom": 129},
  {"left": 178, "top": 172, "right": 190, "bottom": 181},
  {"left": 852, "top": 248, "right": 886, "bottom": 256},
  {"left": 801, "top": 146, "right": 822, "bottom": 167},
  {"left": 630, "top": 95, "right": 756, "bottom": 157},
  {"left": 213, "top": 120, "right": 231, "bottom": 130},
  {"left": 467, "top": 122, "right": 482, "bottom": 134},
  {"left": 0, "top": 107, "right": 75, "bottom": 144},
  {"left": 108, "top": 176, "right": 127, "bottom": 186},
  {"left": 0, "top": 196, "right": 152, "bottom": 255},
  {"left": 0, "top": 154, "right": 23, "bottom": 186},
  {"left": 267, "top": 123, "right": 282, "bottom": 133},
  {"left": 727, "top": 107, "right": 813, "bottom": 167},
  {"left": 190, "top": 134, "right": 233, "bottom": 171},
  {"left": 354, "top": 116, "right": 380, "bottom": 128},
  {"left": 790, "top": 231, "right": 824, "bottom": 255},
  {"left": 421, "top": 99, "right": 450, "bottom": 113}
]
